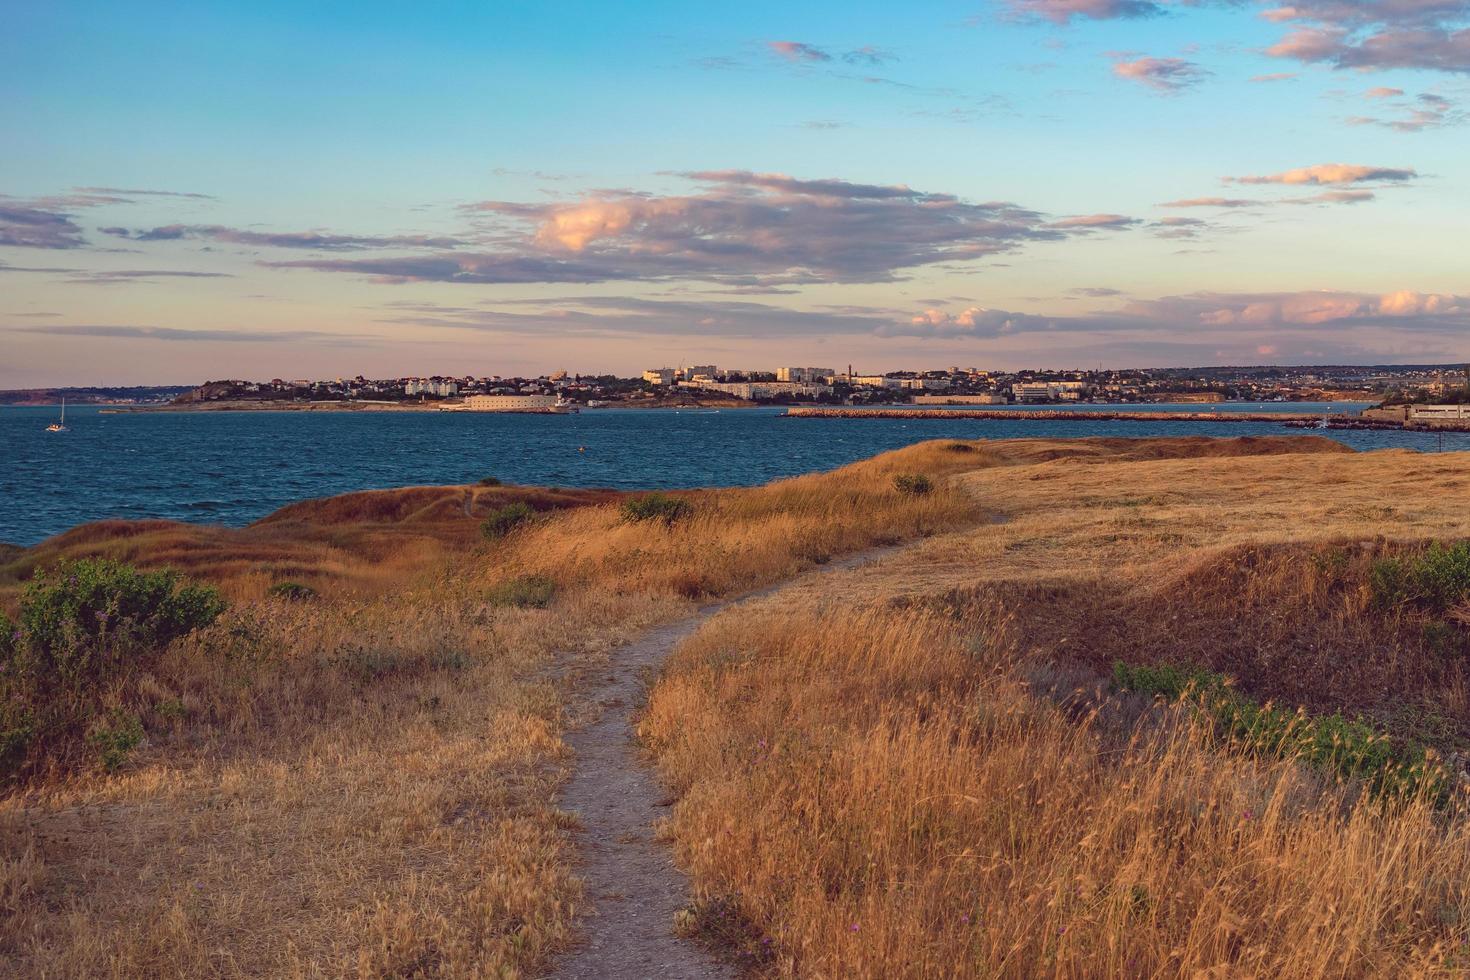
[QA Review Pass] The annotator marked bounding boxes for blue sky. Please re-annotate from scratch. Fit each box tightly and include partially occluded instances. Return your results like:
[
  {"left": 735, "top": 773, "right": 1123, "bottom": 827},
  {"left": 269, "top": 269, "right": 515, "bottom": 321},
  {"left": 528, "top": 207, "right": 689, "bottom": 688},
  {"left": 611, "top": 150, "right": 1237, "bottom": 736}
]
[{"left": 2, "top": 0, "right": 1468, "bottom": 383}]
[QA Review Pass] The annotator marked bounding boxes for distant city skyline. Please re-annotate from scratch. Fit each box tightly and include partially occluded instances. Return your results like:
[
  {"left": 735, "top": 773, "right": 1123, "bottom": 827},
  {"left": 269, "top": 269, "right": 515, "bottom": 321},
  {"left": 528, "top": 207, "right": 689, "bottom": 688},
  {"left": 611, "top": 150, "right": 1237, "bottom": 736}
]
[{"left": 3, "top": 2, "right": 1469, "bottom": 386}]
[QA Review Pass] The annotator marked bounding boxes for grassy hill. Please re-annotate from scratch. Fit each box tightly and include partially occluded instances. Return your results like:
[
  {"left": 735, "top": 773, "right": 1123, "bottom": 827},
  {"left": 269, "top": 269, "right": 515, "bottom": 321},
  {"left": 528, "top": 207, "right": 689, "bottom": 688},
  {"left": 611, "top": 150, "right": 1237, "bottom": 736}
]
[{"left": 5, "top": 435, "right": 1470, "bottom": 977}]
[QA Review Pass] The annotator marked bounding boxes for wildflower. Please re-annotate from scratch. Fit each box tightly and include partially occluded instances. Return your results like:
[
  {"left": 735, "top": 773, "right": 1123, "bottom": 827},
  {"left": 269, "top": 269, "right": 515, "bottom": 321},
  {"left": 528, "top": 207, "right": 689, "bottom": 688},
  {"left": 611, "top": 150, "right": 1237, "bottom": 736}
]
[
  {"left": 850, "top": 924, "right": 860, "bottom": 932},
  {"left": 1243, "top": 809, "right": 1255, "bottom": 820}
]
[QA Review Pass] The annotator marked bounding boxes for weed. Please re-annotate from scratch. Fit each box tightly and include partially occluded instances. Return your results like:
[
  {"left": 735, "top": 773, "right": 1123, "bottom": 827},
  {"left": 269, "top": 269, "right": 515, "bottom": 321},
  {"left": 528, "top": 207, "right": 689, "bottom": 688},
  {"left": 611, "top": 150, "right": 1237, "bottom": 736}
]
[
  {"left": 267, "top": 581, "right": 317, "bottom": 601},
  {"left": 87, "top": 710, "right": 143, "bottom": 772},
  {"left": 674, "top": 896, "right": 776, "bottom": 969},
  {"left": 1113, "top": 660, "right": 1448, "bottom": 803},
  {"left": 486, "top": 575, "right": 557, "bottom": 609},
  {"left": 1371, "top": 541, "right": 1470, "bottom": 611},
  {"left": 894, "top": 474, "right": 934, "bottom": 496},
  {"left": 477, "top": 476, "right": 503, "bottom": 487},
  {"left": 1422, "top": 620, "right": 1465, "bottom": 658},
  {"left": 481, "top": 502, "right": 537, "bottom": 540},
  {"left": 621, "top": 494, "right": 694, "bottom": 524}
]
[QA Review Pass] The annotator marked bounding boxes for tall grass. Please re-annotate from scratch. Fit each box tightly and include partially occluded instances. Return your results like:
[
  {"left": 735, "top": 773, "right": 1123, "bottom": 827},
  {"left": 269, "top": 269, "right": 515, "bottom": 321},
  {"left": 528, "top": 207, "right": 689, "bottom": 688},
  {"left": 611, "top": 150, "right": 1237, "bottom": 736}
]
[
  {"left": 644, "top": 599, "right": 1470, "bottom": 977},
  {"left": 0, "top": 439, "right": 983, "bottom": 977}
]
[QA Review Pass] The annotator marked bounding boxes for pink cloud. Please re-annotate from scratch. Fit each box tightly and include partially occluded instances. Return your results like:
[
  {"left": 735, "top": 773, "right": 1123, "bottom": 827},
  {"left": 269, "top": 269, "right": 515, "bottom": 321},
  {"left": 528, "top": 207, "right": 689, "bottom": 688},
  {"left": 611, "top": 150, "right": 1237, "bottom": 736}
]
[
  {"left": 767, "top": 41, "right": 831, "bottom": 63},
  {"left": 1111, "top": 56, "right": 1210, "bottom": 92},
  {"left": 1228, "top": 163, "right": 1417, "bottom": 185}
]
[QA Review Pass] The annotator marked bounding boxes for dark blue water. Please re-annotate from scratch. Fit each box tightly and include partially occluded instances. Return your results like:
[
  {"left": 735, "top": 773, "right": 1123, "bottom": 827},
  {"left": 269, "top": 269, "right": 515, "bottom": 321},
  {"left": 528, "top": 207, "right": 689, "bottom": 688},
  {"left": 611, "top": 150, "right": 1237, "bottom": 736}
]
[{"left": 2, "top": 403, "right": 1464, "bottom": 546}]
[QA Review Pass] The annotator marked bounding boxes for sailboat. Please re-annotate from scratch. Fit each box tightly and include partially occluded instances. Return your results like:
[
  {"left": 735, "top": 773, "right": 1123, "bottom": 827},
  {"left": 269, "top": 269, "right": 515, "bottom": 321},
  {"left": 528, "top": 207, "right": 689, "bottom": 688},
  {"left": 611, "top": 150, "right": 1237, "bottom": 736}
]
[{"left": 46, "top": 398, "right": 68, "bottom": 432}]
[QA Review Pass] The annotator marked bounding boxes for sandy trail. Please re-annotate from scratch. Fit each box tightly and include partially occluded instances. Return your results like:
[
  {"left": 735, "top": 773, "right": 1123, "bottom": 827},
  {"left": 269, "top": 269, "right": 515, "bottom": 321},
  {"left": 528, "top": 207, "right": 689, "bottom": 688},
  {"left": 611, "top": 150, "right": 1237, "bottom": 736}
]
[{"left": 548, "top": 547, "right": 899, "bottom": 980}]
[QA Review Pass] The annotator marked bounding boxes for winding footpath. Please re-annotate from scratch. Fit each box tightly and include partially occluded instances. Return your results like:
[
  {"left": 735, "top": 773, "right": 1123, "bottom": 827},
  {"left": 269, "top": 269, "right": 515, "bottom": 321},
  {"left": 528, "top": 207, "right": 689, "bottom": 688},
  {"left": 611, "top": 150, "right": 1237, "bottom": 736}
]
[{"left": 548, "top": 547, "right": 898, "bottom": 980}]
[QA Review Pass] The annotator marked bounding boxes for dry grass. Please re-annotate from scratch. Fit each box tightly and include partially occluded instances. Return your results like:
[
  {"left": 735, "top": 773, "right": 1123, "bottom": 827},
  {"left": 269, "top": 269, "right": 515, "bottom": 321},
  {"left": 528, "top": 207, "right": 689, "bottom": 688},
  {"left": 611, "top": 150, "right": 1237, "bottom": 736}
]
[
  {"left": 0, "top": 441, "right": 982, "bottom": 978},
  {"left": 644, "top": 600, "right": 1470, "bottom": 977},
  {"left": 0, "top": 483, "right": 617, "bottom": 605},
  {"left": 641, "top": 436, "right": 1470, "bottom": 977},
  {"left": 10, "top": 434, "right": 1470, "bottom": 977}
]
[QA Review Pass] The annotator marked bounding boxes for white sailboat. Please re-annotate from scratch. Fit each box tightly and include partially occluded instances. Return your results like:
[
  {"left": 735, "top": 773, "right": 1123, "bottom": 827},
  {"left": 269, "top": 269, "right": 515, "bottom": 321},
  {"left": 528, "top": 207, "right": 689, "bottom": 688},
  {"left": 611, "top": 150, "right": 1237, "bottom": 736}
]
[{"left": 45, "top": 397, "right": 68, "bottom": 432}]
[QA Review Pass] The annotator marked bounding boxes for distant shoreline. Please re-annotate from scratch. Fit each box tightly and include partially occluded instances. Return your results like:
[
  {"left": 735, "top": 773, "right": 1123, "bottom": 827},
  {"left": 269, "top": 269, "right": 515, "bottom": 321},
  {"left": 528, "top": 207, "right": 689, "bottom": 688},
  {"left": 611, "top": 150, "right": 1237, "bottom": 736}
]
[{"left": 97, "top": 398, "right": 763, "bottom": 414}]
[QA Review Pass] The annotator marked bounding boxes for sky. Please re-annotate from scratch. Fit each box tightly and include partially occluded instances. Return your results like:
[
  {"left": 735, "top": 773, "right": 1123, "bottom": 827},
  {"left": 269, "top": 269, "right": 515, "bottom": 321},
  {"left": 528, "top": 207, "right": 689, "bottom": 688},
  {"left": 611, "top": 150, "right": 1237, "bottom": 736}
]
[{"left": 2, "top": 0, "right": 1468, "bottom": 385}]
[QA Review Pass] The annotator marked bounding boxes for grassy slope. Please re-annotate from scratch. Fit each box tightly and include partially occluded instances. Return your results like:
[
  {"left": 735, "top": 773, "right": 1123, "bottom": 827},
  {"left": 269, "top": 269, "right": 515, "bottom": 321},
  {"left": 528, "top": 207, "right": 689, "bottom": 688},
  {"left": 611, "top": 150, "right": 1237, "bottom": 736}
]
[
  {"left": 9, "top": 434, "right": 1467, "bottom": 977},
  {"left": 643, "top": 436, "right": 1470, "bottom": 977},
  {"left": 0, "top": 443, "right": 980, "bottom": 977}
]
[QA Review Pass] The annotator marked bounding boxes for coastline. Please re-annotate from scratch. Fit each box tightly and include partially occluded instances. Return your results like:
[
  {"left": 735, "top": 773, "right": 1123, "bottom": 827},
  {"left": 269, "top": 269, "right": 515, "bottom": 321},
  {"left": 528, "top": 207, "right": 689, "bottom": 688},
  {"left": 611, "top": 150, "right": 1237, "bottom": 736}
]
[{"left": 98, "top": 398, "right": 763, "bottom": 414}]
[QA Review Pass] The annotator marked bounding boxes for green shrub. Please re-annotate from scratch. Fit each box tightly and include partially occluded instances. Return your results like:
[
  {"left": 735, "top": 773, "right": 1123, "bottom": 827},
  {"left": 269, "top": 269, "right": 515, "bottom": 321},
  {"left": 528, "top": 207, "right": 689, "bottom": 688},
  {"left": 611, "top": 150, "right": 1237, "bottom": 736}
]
[
  {"left": 621, "top": 493, "right": 694, "bottom": 525},
  {"left": 12, "top": 559, "right": 225, "bottom": 687},
  {"left": 267, "top": 580, "right": 317, "bottom": 601},
  {"left": 893, "top": 473, "right": 934, "bottom": 496},
  {"left": 481, "top": 501, "right": 537, "bottom": 540},
  {"left": 945, "top": 442, "right": 977, "bottom": 453},
  {"left": 477, "top": 476, "right": 503, "bottom": 487},
  {"left": 1113, "top": 659, "right": 1448, "bottom": 804},
  {"left": 0, "top": 559, "right": 223, "bottom": 780},
  {"left": 87, "top": 710, "right": 143, "bottom": 772},
  {"left": 1371, "top": 541, "right": 1470, "bottom": 611},
  {"left": 486, "top": 575, "right": 558, "bottom": 609}
]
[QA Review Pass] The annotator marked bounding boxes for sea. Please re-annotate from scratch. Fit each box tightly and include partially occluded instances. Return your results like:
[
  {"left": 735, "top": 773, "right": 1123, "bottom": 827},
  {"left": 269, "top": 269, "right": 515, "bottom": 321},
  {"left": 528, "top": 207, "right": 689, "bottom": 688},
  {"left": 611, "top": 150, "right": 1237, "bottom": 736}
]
[{"left": 2, "top": 402, "right": 1465, "bottom": 547}]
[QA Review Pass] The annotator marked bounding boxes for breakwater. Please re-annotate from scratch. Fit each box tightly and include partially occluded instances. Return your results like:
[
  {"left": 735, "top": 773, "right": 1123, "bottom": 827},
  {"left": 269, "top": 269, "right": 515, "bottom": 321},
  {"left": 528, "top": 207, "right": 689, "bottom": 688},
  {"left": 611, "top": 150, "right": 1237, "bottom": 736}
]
[{"left": 783, "top": 407, "right": 1324, "bottom": 423}]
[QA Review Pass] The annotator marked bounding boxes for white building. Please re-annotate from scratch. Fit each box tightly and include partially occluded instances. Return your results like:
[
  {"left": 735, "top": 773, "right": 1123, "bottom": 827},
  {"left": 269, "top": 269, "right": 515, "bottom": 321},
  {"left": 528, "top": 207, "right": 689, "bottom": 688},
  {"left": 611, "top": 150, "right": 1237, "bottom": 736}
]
[
  {"left": 406, "top": 379, "right": 459, "bottom": 397},
  {"left": 643, "top": 368, "right": 677, "bottom": 385},
  {"left": 463, "top": 394, "right": 560, "bottom": 411},
  {"left": 777, "top": 367, "right": 836, "bottom": 383},
  {"left": 851, "top": 375, "right": 904, "bottom": 390},
  {"left": 1012, "top": 381, "right": 1090, "bottom": 403},
  {"left": 912, "top": 393, "right": 1008, "bottom": 405},
  {"left": 683, "top": 380, "right": 829, "bottom": 400},
  {"left": 1411, "top": 404, "right": 1470, "bottom": 421}
]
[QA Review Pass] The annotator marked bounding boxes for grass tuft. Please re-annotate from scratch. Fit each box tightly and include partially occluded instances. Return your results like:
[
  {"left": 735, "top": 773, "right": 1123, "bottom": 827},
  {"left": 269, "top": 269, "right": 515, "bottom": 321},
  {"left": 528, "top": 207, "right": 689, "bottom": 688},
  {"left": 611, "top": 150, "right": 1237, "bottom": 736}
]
[{"left": 621, "top": 493, "right": 694, "bottom": 525}]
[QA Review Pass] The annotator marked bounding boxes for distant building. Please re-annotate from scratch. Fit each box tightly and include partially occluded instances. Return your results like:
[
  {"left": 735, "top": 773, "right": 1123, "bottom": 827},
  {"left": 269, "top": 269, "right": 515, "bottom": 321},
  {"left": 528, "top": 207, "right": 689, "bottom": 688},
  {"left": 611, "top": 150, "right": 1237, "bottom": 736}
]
[
  {"left": 406, "top": 379, "right": 459, "bottom": 397},
  {"left": 1410, "top": 404, "right": 1470, "bottom": 423},
  {"left": 912, "top": 393, "right": 1008, "bottom": 405},
  {"left": 851, "top": 375, "right": 903, "bottom": 389},
  {"left": 463, "top": 394, "right": 560, "bottom": 411},
  {"left": 777, "top": 367, "right": 836, "bottom": 383},
  {"left": 683, "top": 380, "right": 829, "bottom": 400},
  {"left": 643, "top": 368, "right": 676, "bottom": 385},
  {"left": 1012, "top": 381, "right": 1090, "bottom": 403}
]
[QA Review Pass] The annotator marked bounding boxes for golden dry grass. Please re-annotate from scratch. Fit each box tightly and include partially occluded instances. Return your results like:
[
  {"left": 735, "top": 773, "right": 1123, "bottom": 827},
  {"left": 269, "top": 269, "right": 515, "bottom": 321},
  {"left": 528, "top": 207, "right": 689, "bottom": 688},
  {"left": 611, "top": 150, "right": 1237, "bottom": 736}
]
[
  {"left": 645, "top": 601, "right": 1470, "bottom": 977},
  {"left": 9, "top": 434, "right": 1470, "bottom": 978},
  {"left": 0, "top": 440, "right": 983, "bottom": 978},
  {"left": 641, "top": 436, "right": 1470, "bottom": 977}
]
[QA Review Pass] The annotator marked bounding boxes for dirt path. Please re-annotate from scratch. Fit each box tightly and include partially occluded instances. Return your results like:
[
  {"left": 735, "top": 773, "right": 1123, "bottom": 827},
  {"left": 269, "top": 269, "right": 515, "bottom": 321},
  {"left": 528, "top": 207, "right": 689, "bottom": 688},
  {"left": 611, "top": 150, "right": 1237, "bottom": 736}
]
[{"left": 548, "top": 547, "right": 898, "bottom": 980}]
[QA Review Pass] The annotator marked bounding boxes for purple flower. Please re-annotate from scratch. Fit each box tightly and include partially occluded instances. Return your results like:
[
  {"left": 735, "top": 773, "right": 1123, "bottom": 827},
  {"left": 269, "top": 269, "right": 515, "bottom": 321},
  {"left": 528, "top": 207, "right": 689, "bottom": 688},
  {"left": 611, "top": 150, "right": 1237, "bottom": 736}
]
[{"left": 850, "top": 924, "right": 860, "bottom": 932}]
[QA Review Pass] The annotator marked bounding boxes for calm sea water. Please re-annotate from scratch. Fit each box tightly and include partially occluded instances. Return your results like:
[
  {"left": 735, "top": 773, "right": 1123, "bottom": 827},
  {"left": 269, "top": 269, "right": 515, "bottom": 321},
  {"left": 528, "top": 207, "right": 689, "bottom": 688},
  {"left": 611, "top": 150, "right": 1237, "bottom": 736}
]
[{"left": 2, "top": 402, "right": 1463, "bottom": 546}]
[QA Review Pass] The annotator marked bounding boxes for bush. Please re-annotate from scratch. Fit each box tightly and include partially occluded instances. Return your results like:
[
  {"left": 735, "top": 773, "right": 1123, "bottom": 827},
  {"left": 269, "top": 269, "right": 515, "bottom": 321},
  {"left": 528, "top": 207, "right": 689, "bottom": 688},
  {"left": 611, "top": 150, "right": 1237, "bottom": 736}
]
[
  {"left": 486, "top": 575, "right": 558, "bottom": 609},
  {"left": 893, "top": 474, "right": 934, "bottom": 496},
  {"left": 0, "top": 559, "right": 224, "bottom": 779},
  {"left": 1113, "top": 660, "right": 1448, "bottom": 803},
  {"left": 481, "top": 501, "right": 536, "bottom": 540},
  {"left": 477, "top": 476, "right": 503, "bottom": 487},
  {"left": 88, "top": 710, "right": 144, "bottom": 772},
  {"left": 1371, "top": 541, "right": 1470, "bottom": 611},
  {"left": 622, "top": 493, "right": 694, "bottom": 525},
  {"left": 267, "top": 580, "right": 317, "bottom": 601},
  {"left": 13, "top": 559, "right": 225, "bottom": 687},
  {"left": 945, "top": 441, "right": 977, "bottom": 453}
]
